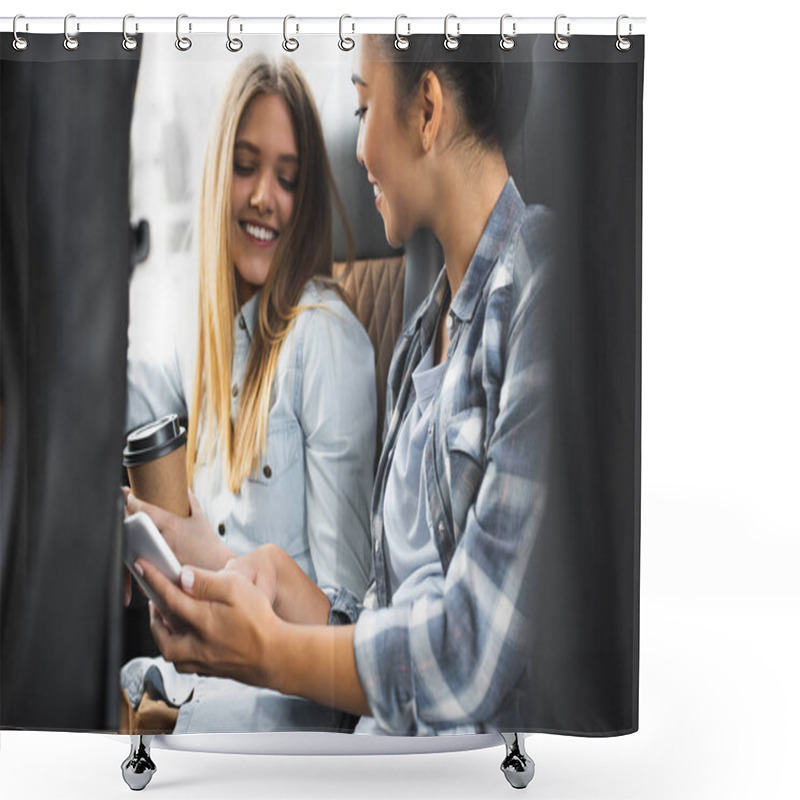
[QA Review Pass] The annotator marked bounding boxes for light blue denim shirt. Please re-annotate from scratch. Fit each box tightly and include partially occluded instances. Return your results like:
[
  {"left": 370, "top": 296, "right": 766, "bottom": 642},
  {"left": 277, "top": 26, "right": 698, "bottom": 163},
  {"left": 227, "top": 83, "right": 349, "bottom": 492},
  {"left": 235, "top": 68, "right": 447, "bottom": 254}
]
[
  {"left": 328, "top": 179, "right": 555, "bottom": 735},
  {"left": 382, "top": 339, "right": 446, "bottom": 606},
  {"left": 126, "top": 279, "right": 376, "bottom": 598}
]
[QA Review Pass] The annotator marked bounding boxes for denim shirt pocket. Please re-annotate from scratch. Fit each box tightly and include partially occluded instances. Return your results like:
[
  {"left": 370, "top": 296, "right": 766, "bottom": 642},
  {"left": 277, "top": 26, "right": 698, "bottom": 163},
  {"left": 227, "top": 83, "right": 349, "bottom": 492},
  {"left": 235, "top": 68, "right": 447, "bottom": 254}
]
[
  {"left": 241, "top": 420, "right": 306, "bottom": 555},
  {"left": 251, "top": 420, "right": 303, "bottom": 483},
  {"left": 444, "top": 406, "right": 486, "bottom": 540}
]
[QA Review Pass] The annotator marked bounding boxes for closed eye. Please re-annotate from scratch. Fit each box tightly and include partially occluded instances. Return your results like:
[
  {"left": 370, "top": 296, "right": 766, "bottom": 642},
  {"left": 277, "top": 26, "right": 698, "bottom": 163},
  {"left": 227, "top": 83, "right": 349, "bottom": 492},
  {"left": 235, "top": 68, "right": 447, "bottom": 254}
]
[
  {"left": 354, "top": 106, "right": 367, "bottom": 120},
  {"left": 234, "top": 161, "right": 256, "bottom": 176}
]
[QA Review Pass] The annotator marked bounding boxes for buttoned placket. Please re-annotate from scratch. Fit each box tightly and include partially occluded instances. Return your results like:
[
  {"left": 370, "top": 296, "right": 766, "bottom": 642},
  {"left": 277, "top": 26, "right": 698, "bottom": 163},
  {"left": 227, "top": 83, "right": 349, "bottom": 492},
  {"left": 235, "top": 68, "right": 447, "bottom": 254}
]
[
  {"left": 217, "top": 309, "right": 251, "bottom": 540},
  {"left": 232, "top": 311, "right": 250, "bottom": 417}
]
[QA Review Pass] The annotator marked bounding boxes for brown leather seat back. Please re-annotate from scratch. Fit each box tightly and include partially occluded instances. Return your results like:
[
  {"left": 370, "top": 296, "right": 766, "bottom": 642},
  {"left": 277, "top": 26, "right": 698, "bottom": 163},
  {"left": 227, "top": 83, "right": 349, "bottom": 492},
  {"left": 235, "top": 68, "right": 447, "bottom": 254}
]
[{"left": 334, "top": 257, "right": 405, "bottom": 444}]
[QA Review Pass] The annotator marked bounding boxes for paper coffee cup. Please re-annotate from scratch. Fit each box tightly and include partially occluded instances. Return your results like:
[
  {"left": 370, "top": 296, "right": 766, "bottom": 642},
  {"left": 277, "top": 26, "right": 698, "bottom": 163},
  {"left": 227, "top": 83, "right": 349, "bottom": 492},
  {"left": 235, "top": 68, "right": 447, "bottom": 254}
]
[{"left": 123, "top": 414, "right": 190, "bottom": 517}]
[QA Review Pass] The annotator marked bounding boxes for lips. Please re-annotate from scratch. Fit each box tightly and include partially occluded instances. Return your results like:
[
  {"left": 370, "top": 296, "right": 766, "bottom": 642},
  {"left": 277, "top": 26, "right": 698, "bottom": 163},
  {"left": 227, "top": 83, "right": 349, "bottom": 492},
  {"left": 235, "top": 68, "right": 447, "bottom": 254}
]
[{"left": 240, "top": 220, "right": 278, "bottom": 246}]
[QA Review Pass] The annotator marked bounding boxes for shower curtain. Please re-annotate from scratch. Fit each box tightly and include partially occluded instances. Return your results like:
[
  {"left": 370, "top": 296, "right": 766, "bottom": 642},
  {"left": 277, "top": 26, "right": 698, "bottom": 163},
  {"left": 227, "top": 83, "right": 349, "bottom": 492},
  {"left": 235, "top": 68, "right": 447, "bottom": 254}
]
[{"left": 1, "top": 22, "right": 643, "bottom": 739}]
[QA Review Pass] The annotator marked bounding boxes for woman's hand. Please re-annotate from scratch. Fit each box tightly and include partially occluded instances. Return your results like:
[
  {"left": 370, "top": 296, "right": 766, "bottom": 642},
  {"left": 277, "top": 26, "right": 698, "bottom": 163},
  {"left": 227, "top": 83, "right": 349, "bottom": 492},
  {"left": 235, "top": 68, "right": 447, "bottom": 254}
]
[
  {"left": 223, "top": 547, "right": 279, "bottom": 606},
  {"left": 224, "top": 545, "right": 332, "bottom": 626},
  {"left": 140, "top": 560, "right": 281, "bottom": 689},
  {"left": 139, "top": 559, "right": 370, "bottom": 716},
  {"left": 126, "top": 490, "right": 234, "bottom": 571}
]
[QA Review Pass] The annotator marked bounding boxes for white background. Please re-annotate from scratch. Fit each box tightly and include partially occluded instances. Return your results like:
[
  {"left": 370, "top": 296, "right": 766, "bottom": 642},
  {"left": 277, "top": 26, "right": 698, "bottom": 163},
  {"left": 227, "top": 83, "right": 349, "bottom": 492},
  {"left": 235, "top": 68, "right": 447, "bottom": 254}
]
[{"left": 2, "top": 1, "right": 799, "bottom": 798}]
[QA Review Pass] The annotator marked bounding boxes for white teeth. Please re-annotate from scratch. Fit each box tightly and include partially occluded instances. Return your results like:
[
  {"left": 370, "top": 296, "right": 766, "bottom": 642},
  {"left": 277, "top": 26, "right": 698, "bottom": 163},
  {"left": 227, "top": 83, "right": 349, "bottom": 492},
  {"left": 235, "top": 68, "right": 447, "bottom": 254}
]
[
  {"left": 244, "top": 223, "right": 277, "bottom": 242},
  {"left": 373, "top": 184, "right": 380, "bottom": 198}
]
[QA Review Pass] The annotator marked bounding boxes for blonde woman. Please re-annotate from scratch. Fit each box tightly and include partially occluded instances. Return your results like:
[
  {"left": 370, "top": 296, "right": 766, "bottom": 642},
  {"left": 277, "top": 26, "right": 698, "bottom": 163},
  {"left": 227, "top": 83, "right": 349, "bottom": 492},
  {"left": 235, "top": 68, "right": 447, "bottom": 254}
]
[{"left": 122, "top": 56, "right": 376, "bottom": 733}]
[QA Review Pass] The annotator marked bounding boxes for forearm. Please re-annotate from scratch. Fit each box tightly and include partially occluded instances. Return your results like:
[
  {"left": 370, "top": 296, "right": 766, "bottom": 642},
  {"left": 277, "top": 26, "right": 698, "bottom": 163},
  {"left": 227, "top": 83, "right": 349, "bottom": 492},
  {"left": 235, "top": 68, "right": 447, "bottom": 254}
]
[{"left": 274, "top": 621, "right": 370, "bottom": 717}]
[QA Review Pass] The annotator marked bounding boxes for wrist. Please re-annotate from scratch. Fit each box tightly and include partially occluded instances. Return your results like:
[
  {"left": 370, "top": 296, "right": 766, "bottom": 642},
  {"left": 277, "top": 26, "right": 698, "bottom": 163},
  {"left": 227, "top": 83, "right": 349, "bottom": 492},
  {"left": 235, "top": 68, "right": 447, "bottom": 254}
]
[
  {"left": 211, "top": 540, "right": 235, "bottom": 571},
  {"left": 270, "top": 545, "right": 286, "bottom": 613},
  {"left": 262, "top": 617, "right": 295, "bottom": 694}
]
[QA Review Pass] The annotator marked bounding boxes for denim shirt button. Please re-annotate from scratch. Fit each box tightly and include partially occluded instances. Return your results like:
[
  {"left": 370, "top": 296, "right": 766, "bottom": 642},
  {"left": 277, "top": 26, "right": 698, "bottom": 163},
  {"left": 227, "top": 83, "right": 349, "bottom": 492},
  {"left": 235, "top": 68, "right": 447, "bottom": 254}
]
[
  {"left": 262, "top": 464, "right": 272, "bottom": 479},
  {"left": 238, "top": 315, "right": 246, "bottom": 330},
  {"left": 218, "top": 522, "right": 226, "bottom": 536},
  {"left": 232, "top": 384, "right": 239, "bottom": 398}
]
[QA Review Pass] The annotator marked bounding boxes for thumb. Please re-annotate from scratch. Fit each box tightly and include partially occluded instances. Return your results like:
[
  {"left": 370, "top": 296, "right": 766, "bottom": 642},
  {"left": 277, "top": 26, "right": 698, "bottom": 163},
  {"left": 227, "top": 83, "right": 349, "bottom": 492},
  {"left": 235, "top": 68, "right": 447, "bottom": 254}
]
[{"left": 180, "top": 566, "right": 239, "bottom": 604}]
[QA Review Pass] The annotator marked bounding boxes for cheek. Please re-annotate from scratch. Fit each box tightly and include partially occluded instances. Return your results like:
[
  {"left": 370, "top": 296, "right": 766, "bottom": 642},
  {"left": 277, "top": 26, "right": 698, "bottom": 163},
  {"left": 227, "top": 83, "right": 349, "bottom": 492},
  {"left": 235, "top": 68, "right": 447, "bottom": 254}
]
[
  {"left": 230, "top": 178, "right": 248, "bottom": 216},
  {"left": 279, "top": 192, "right": 295, "bottom": 225}
]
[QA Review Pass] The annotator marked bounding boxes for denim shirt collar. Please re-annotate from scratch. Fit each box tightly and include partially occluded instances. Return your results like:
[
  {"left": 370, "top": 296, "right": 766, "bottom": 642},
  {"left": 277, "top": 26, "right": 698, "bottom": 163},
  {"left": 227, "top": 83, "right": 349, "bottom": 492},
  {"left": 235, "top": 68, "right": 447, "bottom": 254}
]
[{"left": 238, "top": 289, "right": 261, "bottom": 340}]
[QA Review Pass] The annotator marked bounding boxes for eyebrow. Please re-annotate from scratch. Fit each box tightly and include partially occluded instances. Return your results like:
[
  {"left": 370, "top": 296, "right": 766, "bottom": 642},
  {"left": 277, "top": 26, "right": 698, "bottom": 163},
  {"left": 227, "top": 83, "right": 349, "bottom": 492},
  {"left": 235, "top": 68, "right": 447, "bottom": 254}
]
[
  {"left": 234, "top": 141, "right": 298, "bottom": 164},
  {"left": 351, "top": 73, "right": 367, "bottom": 87}
]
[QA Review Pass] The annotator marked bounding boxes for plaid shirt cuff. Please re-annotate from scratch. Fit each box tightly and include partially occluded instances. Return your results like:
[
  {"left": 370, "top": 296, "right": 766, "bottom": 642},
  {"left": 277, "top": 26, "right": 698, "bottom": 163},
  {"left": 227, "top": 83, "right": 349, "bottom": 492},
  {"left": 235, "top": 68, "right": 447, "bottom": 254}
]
[
  {"left": 353, "top": 603, "right": 421, "bottom": 733},
  {"left": 323, "top": 586, "right": 363, "bottom": 627}
]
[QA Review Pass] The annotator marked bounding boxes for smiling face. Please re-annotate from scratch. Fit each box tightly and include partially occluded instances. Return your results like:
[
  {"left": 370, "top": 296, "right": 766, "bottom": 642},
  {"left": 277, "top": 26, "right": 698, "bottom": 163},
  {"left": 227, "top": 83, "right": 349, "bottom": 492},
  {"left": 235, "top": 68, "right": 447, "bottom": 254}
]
[
  {"left": 229, "top": 92, "right": 299, "bottom": 304},
  {"left": 353, "top": 40, "right": 424, "bottom": 248}
]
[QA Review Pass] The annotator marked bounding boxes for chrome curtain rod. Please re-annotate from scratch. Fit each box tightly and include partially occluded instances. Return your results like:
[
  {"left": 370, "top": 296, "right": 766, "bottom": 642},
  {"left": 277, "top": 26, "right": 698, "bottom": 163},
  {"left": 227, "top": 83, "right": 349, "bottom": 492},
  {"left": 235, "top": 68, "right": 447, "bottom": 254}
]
[{"left": 1, "top": 15, "right": 646, "bottom": 36}]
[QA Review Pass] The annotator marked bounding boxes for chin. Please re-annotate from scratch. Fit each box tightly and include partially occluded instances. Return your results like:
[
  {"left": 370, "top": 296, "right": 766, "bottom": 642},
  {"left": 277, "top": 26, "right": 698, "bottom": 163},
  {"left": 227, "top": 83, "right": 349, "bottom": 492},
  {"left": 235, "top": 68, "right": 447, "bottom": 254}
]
[
  {"left": 236, "top": 266, "right": 270, "bottom": 300},
  {"left": 382, "top": 220, "right": 408, "bottom": 250}
]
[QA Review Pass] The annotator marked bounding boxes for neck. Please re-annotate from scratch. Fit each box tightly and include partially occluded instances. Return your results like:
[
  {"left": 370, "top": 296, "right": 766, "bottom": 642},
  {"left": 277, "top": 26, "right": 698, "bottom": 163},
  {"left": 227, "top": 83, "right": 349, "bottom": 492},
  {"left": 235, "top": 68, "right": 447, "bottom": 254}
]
[{"left": 429, "top": 150, "right": 509, "bottom": 299}]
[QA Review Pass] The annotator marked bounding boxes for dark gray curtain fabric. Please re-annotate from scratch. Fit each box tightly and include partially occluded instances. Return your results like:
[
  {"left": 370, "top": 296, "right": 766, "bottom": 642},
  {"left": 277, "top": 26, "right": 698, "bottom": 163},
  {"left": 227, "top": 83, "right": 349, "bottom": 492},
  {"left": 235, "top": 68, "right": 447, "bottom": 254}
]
[
  {"left": 515, "top": 36, "right": 644, "bottom": 735},
  {"left": 1, "top": 34, "right": 140, "bottom": 730}
]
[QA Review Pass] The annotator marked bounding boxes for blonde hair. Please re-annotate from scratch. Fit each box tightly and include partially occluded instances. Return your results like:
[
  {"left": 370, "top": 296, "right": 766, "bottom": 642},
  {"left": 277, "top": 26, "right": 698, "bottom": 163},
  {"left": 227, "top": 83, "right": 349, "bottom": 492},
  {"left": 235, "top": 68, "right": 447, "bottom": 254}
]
[{"left": 187, "top": 56, "right": 352, "bottom": 493}]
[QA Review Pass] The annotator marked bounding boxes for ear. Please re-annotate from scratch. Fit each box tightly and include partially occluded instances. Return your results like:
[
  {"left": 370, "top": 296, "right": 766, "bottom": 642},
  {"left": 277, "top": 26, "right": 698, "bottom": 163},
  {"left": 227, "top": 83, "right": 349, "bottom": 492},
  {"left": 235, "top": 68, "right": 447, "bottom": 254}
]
[{"left": 417, "top": 69, "right": 444, "bottom": 154}]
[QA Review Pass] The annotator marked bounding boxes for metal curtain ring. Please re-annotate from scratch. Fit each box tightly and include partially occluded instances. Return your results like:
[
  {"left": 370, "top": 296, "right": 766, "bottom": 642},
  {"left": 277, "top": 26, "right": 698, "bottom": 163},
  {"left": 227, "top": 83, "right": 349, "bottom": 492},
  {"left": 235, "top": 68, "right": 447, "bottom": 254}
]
[
  {"left": 12, "top": 15, "right": 28, "bottom": 51},
  {"left": 444, "top": 14, "right": 460, "bottom": 51},
  {"left": 394, "top": 15, "right": 410, "bottom": 51},
  {"left": 283, "top": 16, "right": 299, "bottom": 51},
  {"left": 616, "top": 15, "right": 632, "bottom": 51},
  {"left": 338, "top": 15, "right": 355, "bottom": 51},
  {"left": 175, "top": 14, "right": 192, "bottom": 51},
  {"left": 553, "top": 14, "right": 570, "bottom": 51},
  {"left": 63, "top": 13, "right": 79, "bottom": 51},
  {"left": 122, "top": 14, "right": 138, "bottom": 51},
  {"left": 227, "top": 15, "right": 243, "bottom": 52},
  {"left": 500, "top": 14, "right": 516, "bottom": 50}
]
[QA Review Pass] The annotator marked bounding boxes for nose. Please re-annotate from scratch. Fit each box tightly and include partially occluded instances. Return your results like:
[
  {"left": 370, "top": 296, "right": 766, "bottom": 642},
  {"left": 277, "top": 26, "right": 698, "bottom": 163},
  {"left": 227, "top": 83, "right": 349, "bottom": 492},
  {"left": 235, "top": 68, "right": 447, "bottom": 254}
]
[
  {"left": 355, "top": 122, "right": 365, "bottom": 168},
  {"left": 250, "top": 173, "right": 274, "bottom": 215}
]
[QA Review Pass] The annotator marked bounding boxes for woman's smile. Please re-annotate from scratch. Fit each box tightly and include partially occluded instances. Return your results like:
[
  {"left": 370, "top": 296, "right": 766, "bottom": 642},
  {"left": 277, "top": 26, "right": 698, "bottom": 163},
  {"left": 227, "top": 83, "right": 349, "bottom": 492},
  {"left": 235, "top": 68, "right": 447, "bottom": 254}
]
[
  {"left": 371, "top": 181, "right": 383, "bottom": 208},
  {"left": 240, "top": 220, "right": 279, "bottom": 247}
]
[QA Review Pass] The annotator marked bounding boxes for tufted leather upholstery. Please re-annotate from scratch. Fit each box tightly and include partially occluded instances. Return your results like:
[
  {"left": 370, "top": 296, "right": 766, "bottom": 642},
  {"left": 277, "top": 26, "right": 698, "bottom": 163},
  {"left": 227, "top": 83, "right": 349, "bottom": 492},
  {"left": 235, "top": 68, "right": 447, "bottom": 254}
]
[{"left": 334, "top": 257, "right": 406, "bottom": 443}]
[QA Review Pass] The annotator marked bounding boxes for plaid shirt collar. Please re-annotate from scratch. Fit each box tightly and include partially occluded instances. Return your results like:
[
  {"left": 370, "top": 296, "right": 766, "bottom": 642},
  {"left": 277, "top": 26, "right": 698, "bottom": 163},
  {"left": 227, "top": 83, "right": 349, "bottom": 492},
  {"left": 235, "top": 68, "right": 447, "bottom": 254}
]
[{"left": 406, "top": 177, "right": 524, "bottom": 347}]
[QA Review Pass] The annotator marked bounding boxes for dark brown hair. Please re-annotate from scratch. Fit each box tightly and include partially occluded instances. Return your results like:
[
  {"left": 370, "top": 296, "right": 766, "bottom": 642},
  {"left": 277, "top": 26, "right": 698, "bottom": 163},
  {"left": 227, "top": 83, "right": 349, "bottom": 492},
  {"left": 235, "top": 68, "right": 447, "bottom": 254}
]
[{"left": 370, "top": 34, "right": 532, "bottom": 152}]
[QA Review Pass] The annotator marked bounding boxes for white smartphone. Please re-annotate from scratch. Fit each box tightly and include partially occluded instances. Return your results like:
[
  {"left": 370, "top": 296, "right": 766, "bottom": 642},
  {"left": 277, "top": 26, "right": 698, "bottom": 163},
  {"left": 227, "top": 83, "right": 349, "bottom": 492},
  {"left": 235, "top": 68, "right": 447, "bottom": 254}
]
[{"left": 123, "top": 511, "right": 182, "bottom": 612}]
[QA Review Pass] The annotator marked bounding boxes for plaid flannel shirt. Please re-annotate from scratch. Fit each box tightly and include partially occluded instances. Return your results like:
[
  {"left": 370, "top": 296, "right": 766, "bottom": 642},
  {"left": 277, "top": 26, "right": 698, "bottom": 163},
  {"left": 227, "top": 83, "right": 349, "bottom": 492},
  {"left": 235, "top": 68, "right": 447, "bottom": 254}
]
[{"left": 328, "top": 179, "right": 554, "bottom": 734}]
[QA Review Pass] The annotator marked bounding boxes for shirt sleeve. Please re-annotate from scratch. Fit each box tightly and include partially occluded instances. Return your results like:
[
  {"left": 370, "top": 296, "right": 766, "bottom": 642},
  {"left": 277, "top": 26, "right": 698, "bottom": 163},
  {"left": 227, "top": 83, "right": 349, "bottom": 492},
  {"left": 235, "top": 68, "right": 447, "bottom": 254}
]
[
  {"left": 126, "top": 345, "right": 188, "bottom": 435},
  {"left": 353, "top": 216, "right": 553, "bottom": 733},
  {"left": 299, "top": 298, "right": 376, "bottom": 600}
]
